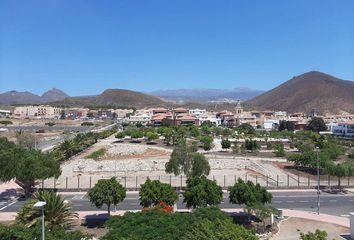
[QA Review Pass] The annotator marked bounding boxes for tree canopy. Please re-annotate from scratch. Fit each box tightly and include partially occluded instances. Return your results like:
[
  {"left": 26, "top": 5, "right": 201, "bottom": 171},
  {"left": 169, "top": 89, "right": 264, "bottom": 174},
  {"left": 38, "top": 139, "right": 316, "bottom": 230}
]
[
  {"left": 0, "top": 138, "right": 61, "bottom": 197},
  {"left": 88, "top": 177, "right": 126, "bottom": 216},
  {"left": 183, "top": 176, "right": 223, "bottom": 209},
  {"left": 102, "top": 207, "right": 258, "bottom": 240},
  {"left": 229, "top": 178, "right": 272, "bottom": 207},
  {"left": 139, "top": 178, "right": 178, "bottom": 208},
  {"left": 165, "top": 140, "right": 210, "bottom": 177},
  {"left": 278, "top": 121, "right": 295, "bottom": 131},
  {"left": 16, "top": 191, "right": 78, "bottom": 230},
  {"left": 308, "top": 117, "right": 327, "bottom": 132}
]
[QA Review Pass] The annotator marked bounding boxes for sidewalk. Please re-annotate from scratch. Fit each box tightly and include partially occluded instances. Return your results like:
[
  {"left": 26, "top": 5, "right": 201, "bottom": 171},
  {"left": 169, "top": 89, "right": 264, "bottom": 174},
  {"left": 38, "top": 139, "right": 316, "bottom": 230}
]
[{"left": 0, "top": 180, "right": 21, "bottom": 202}]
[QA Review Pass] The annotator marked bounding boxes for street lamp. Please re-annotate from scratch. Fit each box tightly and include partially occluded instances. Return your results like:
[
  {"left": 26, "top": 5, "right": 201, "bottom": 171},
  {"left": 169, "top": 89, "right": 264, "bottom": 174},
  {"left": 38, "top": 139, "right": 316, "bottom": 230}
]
[
  {"left": 33, "top": 201, "right": 46, "bottom": 240},
  {"left": 316, "top": 146, "right": 320, "bottom": 215}
]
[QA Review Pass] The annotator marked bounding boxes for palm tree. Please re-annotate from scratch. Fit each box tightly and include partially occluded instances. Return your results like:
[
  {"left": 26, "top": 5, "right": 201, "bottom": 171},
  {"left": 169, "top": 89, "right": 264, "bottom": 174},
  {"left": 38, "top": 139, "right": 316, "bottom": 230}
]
[{"left": 16, "top": 191, "right": 78, "bottom": 229}]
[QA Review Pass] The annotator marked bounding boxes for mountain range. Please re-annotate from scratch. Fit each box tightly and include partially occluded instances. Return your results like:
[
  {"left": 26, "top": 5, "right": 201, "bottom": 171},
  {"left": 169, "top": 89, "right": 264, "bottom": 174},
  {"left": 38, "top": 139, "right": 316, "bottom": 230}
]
[
  {"left": 1, "top": 71, "right": 354, "bottom": 114},
  {"left": 0, "top": 88, "right": 69, "bottom": 105},
  {"left": 149, "top": 88, "right": 264, "bottom": 103}
]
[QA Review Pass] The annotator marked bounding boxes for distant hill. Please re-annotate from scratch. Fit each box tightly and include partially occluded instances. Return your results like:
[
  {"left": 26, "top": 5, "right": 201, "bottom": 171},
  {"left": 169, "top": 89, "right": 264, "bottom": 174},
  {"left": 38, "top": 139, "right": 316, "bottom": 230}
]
[
  {"left": 41, "top": 88, "right": 69, "bottom": 102},
  {"left": 55, "top": 89, "right": 167, "bottom": 108},
  {"left": 150, "top": 88, "right": 264, "bottom": 103},
  {"left": 244, "top": 71, "right": 354, "bottom": 114},
  {"left": 0, "top": 91, "right": 42, "bottom": 105},
  {"left": 0, "top": 88, "right": 70, "bottom": 105}
]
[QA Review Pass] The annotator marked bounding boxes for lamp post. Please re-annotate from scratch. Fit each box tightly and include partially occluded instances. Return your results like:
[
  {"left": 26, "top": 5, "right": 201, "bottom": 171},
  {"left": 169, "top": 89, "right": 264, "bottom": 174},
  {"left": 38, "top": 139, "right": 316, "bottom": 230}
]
[
  {"left": 316, "top": 146, "right": 320, "bottom": 215},
  {"left": 33, "top": 201, "right": 46, "bottom": 240}
]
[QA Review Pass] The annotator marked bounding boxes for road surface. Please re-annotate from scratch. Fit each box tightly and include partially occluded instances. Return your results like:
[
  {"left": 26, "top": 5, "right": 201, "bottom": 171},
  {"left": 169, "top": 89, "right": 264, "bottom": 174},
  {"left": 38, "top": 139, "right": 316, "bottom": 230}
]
[{"left": 1, "top": 191, "right": 353, "bottom": 217}]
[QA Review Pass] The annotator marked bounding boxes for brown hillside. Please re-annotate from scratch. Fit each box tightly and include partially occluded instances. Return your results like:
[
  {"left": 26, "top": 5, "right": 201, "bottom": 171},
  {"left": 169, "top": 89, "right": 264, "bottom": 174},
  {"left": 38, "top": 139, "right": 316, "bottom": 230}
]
[
  {"left": 55, "top": 89, "right": 167, "bottom": 108},
  {"left": 244, "top": 71, "right": 354, "bottom": 114}
]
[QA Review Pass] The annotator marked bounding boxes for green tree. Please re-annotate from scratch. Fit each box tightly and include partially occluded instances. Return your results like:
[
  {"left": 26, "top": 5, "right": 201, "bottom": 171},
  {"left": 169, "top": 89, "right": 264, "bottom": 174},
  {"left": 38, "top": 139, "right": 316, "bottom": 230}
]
[
  {"left": 299, "top": 229, "right": 328, "bottom": 240},
  {"left": 244, "top": 139, "right": 260, "bottom": 152},
  {"left": 273, "top": 143, "right": 285, "bottom": 157},
  {"left": 16, "top": 191, "right": 78, "bottom": 230},
  {"left": 139, "top": 178, "right": 178, "bottom": 207},
  {"left": 88, "top": 177, "right": 126, "bottom": 216},
  {"left": 237, "top": 123, "right": 255, "bottom": 135},
  {"left": 189, "top": 125, "right": 200, "bottom": 138},
  {"left": 183, "top": 176, "right": 223, "bottom": 209},
  {"left": 200, "top": 125, "right": 211, "bottom": 135},
  {"left": 146, "top": 131, "right": 159, "bottom": 143},
  {"left": 130, "top": 129, "right": 144, "bottom": 139},
  {"left": 229, "top": 178, "right": 272, "bottom": 207},
  {"left": 308, "top": 117, "right": 327, "bottom": 132},
  {"left": 326, "top": 162, "right": 354, "bottom": 191},
  {"left": 221, "top": 139, "right": 231, "bottom": 150},
  {"left": 115, "top": 131, "right": 125, "bottom": 140},
  {"left": 0, "top": 138, "right": 61, "bottom": 197},
  {"left": 200, "top": 135, "right": 213, "bottom": 151},
  {"left": 278, "top": 121, "right": 295, "bottom": 131},
  {"left": 165, "top": 140, "right": 210, "bottom": 177},
  {"left": 102, "top": 207, "right": 257, "bottom": 240},
  {"left": 161, "top": 127, "right": 175, "bottom": 145}
]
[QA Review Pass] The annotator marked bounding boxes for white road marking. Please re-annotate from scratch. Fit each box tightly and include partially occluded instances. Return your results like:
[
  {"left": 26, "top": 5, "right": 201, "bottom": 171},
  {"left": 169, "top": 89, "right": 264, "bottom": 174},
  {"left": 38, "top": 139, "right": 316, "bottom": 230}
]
[
  {"left": 72, "top": 194, "right": 86, "bottom": 200},
  {"left": 299, "top": 201, "right": 309, "bottom": 203},
  {"left": 0, "top": 198, "right": 18, "bottom": 211},
  {"left": 286, "top": 201, "right": 295, "bottom": 203}
]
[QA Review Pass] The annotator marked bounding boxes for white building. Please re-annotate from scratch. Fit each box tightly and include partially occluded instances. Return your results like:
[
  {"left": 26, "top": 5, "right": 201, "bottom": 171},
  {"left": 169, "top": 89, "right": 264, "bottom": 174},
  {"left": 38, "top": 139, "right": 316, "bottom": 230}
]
[
  {"left": 263, "top": 119, "right": 280, "bottom": 131},
  {"left": 13, "top": 105, "right": 61, "bottom": 119},
  {"left": 274, "top": 111, "right": 288, "bottom": 118},
  {"left": 128, "top": 114, "right": 151, "bottom": 125},
  {"left": 0, "top": 110, "right": 11, "bottom": 118},
  {"left": 189, "top": 108, "right": 206, "bottom": 117},
  {"left": 332, "top": 122, "right": 354, "bottom": 139},
  {"left": 199, "top": 116, "right": 222, "bottom": 126}
]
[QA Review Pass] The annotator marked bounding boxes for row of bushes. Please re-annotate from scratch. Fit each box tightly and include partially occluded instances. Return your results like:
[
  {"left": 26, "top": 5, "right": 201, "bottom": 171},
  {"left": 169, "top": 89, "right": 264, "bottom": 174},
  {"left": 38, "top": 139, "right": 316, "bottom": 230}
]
[{"left": 52, "top": 127, "right": 117, "bottom": 162}]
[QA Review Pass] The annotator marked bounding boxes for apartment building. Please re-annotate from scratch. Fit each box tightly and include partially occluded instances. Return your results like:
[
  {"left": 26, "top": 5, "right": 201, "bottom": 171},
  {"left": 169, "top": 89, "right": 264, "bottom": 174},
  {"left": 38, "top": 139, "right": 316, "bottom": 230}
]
[
  {"left": 189, "top": 108, "right": 206, "bottom": 117},
  {"left": 128, "top": 114, "right": 151, "bottom": 125},
  {"left": 332, "top": 122, "right": 354, "bottom": 139},
  {"left": 13, "top": 105, "right": 61, "bottom": 119}
]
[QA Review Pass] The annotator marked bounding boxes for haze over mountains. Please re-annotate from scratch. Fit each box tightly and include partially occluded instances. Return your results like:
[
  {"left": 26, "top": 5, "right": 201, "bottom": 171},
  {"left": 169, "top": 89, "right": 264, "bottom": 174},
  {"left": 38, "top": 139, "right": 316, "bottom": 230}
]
[
  {"left": 149, "top": 88, "right": 264, "bottom": 103},
  {"left": 1, "top": 71, "right": 354, "bottom": 114}
]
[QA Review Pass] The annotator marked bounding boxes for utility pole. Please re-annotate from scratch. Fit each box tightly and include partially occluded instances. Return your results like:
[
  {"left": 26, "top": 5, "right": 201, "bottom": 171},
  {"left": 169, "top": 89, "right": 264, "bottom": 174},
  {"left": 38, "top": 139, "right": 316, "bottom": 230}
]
[{"left": 316, "top": 146, "right": 320, "bottom": 215}]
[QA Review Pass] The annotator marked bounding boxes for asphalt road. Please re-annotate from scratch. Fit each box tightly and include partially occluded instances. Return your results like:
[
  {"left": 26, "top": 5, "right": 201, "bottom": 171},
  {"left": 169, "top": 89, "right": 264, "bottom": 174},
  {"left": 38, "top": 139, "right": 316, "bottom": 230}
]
[{"left": 1, "top": 191, "right": 354, "bottom": 217}]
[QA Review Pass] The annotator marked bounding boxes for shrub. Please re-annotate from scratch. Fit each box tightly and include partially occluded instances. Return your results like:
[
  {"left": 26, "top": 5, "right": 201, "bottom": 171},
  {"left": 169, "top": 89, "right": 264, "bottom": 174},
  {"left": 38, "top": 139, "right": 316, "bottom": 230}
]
[
  {"left": 86, "top": 148, "right": 106, "bottom": 160},
  {"left": 0, "top": 120, "right": 13, "bottom": 125},
  {"left": 45, "top": 122, "right": 56, "bottom": 126},
  {"left": 102, "top": 207, "right": 258, "bottom": 240},
  {"left": 81, "top": 122, "right": 94, "bottom": 126}
]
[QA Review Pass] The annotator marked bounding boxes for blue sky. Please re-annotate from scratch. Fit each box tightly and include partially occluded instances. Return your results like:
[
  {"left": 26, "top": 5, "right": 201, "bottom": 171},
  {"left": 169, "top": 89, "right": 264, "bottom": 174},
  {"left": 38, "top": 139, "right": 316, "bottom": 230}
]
[{"left": 1, "top": 0, "right": 354, "bottom": 96}]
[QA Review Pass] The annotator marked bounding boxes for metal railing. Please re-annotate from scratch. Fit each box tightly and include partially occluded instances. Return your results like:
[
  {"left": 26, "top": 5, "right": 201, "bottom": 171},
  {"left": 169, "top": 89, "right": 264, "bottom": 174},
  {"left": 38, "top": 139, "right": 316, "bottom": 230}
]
[{"left": 39, "top": 174, "right": 354, "bottom": 192}]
